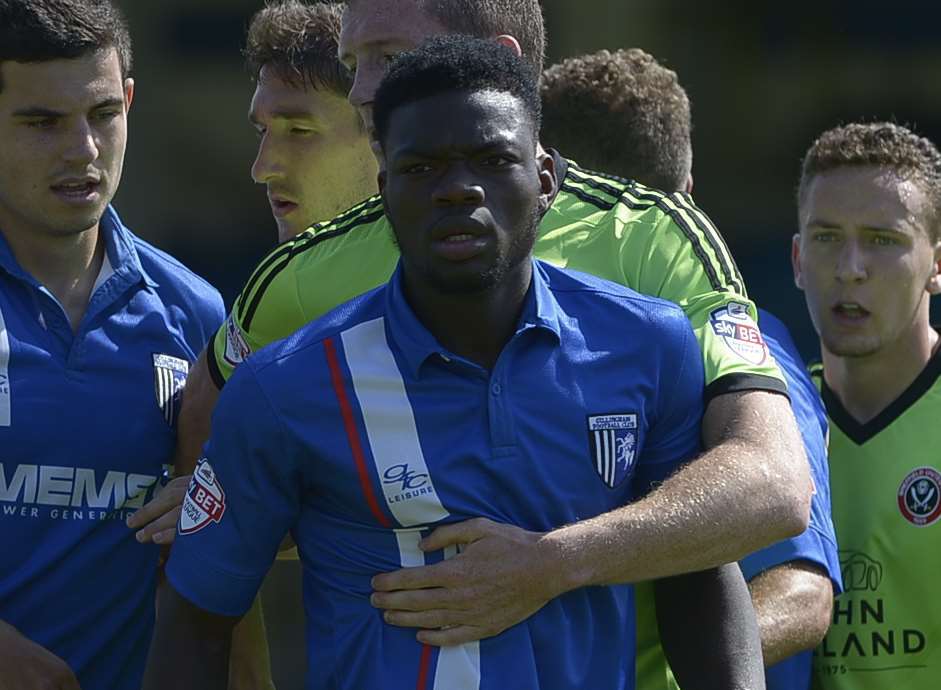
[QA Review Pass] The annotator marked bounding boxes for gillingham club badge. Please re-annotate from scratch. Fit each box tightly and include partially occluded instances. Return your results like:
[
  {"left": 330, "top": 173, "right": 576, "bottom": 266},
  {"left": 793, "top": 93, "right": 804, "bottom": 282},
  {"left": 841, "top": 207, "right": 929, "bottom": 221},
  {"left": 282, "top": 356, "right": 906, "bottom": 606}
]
[
  {"left": 152, "top": 353, "right": 189, "bottom": 426},
  {"left": 898, "top": 466, "right": 941, "bottom": 527},
  {"left": 587, "top": 413, "right": 638, "bottom": 488}
]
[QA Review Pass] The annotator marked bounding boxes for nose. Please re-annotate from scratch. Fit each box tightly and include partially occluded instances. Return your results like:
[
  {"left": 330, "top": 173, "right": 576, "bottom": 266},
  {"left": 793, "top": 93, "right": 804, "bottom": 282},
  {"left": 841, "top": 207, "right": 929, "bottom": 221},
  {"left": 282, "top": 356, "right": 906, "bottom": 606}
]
[
  {"left": 433, "top": 163, "right": 485, "bottom": 207},
  {"left": 835, "top": 239, "right": 868, "bottom": 283},
  {"left": 61, "top": 117, "right": 99, "bottom": 165},
  {"left": 251, "top": 132, "right": 283, "bottom": 184}
]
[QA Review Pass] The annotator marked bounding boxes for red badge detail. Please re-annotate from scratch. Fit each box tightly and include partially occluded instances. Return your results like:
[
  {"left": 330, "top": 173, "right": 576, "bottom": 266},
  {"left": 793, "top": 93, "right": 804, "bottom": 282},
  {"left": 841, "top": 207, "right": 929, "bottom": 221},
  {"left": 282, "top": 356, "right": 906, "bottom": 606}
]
[
  {"left": 179, "top": 459, "right": 227, "bottom": 534},
  {"left": 898, "top": 466, "right": 941, "bottom": 527}
]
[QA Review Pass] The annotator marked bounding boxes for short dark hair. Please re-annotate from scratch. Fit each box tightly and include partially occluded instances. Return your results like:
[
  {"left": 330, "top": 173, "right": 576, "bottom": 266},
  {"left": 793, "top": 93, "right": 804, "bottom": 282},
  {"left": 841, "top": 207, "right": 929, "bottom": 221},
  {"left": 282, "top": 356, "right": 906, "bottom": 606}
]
[
  {"left": 373, "top": 35, "right": 541, "bottom": 152},
  {"left": 345, "top": 0, "right": 545, "bottom": 74},
  {"left": 245, "top": 0, "right": 351, "bottom": 96},
  {"left": 799, "top": 122, "right": 941, "bottom": 239},
  {"left": 540, "top": 48, "right": 691, "bottom": 192},
  {"left": 0, "top": 0, "right": 132, "bottom": 93}
]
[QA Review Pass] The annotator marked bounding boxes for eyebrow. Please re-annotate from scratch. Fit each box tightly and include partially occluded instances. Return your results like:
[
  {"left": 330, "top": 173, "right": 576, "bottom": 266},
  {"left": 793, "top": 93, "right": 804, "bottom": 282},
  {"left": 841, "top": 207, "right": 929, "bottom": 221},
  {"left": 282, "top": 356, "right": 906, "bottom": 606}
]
[
  {"left": 248, "top": 109, "right": 319, "bottom": 125},
  {"left": 12, "top": 97, "right": 125, "bottom": 118},
  {"left": 807, "top": 218, "right": 905, "bottom": 234}
]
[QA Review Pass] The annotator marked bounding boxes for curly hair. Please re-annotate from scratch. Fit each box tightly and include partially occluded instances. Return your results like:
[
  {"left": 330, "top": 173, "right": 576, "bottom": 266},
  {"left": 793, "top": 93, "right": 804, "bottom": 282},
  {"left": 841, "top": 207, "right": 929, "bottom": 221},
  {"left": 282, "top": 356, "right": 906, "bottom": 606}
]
[
  {"left": 245, "top": 1, "right": 351, "bottom": 96},
  {"left": 540, "top": 49, "right": 691, "bottom": 192},
  {"left": 799, "top": 122, "right": 941, "bottom": 238},
  {"left": 344, "top": 0, "right": 545, "bottom": 74},
  {"left": 0, "top": 0, "right": 132, "bottom": 92},
  {"left": 373, "top": 35, "right": 540, "bottom": 152}
]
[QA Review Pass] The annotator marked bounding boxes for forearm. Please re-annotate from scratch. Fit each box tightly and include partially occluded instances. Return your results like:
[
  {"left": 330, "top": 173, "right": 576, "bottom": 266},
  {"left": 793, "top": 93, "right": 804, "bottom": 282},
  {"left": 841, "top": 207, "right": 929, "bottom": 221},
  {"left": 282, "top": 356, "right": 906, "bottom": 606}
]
[
  {"left": 656, "top": 564, "right": 765, "bottom": 690},
  {"left": 539, "top": 391, "right": 812, "bottom": 594},
  {"left": 748, "top": 562, "right": 833, "bottom": 666},
  {"left": 174, "top": 349, "right": 221, "bottom": 475},
  {"left": 143, "top": 582, "right": 236, "bottom": 690},
  {"left": 228, "top": 596, "right": 275, "bottom": 690}
]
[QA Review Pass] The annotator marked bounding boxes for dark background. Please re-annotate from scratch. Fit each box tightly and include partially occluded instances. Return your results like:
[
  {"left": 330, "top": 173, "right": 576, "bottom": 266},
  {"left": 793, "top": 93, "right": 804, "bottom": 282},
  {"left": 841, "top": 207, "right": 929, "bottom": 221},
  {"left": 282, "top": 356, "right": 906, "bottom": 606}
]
[{"left": 112, "top": 2, "right": 941, "bottom": 685}]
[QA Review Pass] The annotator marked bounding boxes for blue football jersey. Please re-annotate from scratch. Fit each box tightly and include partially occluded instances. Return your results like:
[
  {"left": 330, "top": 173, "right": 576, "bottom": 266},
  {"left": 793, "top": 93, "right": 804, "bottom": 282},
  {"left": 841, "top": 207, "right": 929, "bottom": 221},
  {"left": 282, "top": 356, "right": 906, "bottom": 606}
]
[
  {"left": 741, "top": 311, "right": 843, "bottom": 690},
  {"left": 0, "top": 206, "right": 223, "bottom": 690},
  {"left": 168, "top": 260, "right": 705, "bottom": 690}
]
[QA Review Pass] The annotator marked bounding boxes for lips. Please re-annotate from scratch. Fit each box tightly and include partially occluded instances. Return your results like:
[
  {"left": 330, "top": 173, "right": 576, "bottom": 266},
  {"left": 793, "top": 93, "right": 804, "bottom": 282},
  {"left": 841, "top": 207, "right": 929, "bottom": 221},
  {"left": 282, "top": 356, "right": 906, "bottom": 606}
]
[
  {"left": 832, "top": 301, "right": 871, "bottom": 322},
  {"left": 428, "top": 216, "right": 492, "bottom": 262},
  {"left": 268, "top": 194, "right": 299, "bottom": 218},
  {"left": 50, "top": 177, "right": 101, "bottom": 204}
]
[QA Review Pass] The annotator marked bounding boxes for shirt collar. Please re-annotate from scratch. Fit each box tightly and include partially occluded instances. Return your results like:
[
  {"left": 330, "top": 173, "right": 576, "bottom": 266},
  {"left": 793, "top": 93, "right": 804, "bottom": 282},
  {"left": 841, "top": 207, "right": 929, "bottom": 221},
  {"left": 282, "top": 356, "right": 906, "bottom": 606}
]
[
  {"left": 384, "top": 258, "right": 563, "bottom": 378},
  {"left": 0, "top": 205, "right": 154, "bottom": 289}
]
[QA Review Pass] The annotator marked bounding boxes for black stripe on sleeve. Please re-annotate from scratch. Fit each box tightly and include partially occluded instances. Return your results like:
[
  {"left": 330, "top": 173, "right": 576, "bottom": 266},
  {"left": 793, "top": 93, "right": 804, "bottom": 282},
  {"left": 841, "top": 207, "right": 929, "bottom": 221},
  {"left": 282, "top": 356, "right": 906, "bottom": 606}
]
[
  {"left": 704, "top": 373, "right": 789, "bottom": 407},
  {"left": 205, "top": 342, "right": 226, "bottom": 390}
]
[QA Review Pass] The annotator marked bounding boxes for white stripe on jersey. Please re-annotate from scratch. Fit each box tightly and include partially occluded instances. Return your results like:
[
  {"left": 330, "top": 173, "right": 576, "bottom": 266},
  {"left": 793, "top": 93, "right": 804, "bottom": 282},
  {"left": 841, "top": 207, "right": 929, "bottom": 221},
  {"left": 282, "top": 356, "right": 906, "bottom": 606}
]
[
  {"left": 0, "top": 305, "right": 10, "bottom": 426},
  {"left": 341, "top": 317, "right": 449, "bottom": 527},
  {"left": 393, "top": 529, "right": 481, "bottom": 689}
]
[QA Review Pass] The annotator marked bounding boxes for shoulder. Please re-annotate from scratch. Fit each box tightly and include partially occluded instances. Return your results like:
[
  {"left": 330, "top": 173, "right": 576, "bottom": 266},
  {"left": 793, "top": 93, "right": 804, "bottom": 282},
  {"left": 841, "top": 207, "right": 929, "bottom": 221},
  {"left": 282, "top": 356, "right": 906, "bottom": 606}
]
[
  {"left": 539, "top": 261, "right": 690, "bottom": 334},
  {"left": 132, "top": 236, "right": 220, "bottom": 306},
  {"left": 245, "top": 282, "right": 388, "bottom": 376},
  {"left": 233, "top": 196, "right": 392, "bottom": 317}
]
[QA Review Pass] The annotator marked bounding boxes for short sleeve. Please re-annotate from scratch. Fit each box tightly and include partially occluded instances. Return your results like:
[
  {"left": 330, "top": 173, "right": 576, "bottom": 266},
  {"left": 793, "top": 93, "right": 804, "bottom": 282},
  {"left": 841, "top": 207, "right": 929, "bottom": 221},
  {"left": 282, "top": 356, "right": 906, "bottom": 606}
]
[
  {"left": 633, "top": 312, "right": 705, "bottom": 494},
  {"left": 166, "top": 362, "right": 301, "bottom": 616}
]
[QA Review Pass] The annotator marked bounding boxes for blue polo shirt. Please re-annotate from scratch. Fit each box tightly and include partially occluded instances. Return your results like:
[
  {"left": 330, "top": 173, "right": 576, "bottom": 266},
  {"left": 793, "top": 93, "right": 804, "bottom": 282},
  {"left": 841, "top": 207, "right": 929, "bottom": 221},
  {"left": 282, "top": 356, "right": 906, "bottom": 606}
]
[
  {"left": 742, "top": 311, "right": 842, "bottom": 690},
  {"left": 168, "top": 259, "right": 705, "bottom": 690},
  {"left": 0, "top": 206, "right": 223, "bottom": 690}
]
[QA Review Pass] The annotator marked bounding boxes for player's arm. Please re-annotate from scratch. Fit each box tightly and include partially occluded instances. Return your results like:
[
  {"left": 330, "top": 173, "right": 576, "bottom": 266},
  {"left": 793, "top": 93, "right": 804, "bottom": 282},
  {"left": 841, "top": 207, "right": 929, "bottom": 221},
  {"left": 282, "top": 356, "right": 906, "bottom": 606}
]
[
  {"left": 0, "top": 619, "right": 81, "bottom": 690},
  {"left": 143, "top": 584, "right": 237, "bottom": 690},
  {"left": 655, "top": 564, "right": 765, "bottom": 690},
  {"left": 748, "top": 561, "right": 833, "bottom": 666}
]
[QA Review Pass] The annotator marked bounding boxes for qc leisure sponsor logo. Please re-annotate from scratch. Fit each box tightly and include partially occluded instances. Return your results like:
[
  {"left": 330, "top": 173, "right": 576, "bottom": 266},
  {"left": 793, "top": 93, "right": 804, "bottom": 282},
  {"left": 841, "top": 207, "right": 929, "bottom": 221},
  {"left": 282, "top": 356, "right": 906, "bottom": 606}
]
[
  {"left": 709, "top": 301, "right": 768, "bottom": 365},
  {"left": 0, "top": 463, "right": 165, "bottom": 521},
  {"left": 179, "top": 458, "right": 226, "bottom": 534},
  {"left": 382, "top": 463, "right": 436, "bottom": 504}
]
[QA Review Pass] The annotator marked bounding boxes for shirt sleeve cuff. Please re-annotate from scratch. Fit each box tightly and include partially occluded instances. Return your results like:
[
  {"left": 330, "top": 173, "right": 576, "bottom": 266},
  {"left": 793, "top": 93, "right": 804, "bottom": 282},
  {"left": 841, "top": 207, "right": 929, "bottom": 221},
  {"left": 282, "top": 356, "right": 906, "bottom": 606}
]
[
  {"left": 704, "top": 373, "right": 789, "bottom": 406},
  {"left": 165, "top": 541, "right": 263, "bottom": 617}
]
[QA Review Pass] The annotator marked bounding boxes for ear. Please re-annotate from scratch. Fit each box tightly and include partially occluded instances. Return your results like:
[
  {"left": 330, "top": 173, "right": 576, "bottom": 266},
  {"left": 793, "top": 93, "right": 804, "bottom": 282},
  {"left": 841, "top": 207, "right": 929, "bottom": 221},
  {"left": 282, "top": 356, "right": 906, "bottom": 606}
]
[
  {"left": 926, "top": 239, "right": 941, "bottom": 295},
  {"left": 124, "top": 77, "right": 135, "bottom": 111},
  {"left": 377, "top": 169, "right": 387, "bottom": 195},
  {"left": 684, "top": 173, "right": 694, "bottom": 194},
  {"left": 495, "top": 35, "right": 523, "bottom": 57},
  {"left": 791, "top": 233, "right": 804, "bottom": 290},
  {"left": 536, "top": 150, "right": 557, "bottom": 214}
]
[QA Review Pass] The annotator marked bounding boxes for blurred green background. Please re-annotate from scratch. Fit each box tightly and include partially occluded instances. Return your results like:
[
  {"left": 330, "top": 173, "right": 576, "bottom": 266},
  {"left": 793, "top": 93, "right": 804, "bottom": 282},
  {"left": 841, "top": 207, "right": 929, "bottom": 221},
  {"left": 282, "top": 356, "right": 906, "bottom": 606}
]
[{"left": 113, "top": 1, "right": 941, "bottom": 685}]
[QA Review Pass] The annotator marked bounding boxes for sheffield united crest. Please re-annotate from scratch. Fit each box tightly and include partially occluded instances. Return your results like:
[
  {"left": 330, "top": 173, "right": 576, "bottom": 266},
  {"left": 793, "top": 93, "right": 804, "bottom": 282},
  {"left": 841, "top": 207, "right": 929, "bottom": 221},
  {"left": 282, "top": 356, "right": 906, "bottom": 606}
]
[
  {"left": 898, "top": 466, "right": 941, "bottom": 527},
  {"left": 153, "top": 353, "right": 189, "bottom": 426},
  {"left": 588, "top": 413, "right": 638, "bottom": 488}
]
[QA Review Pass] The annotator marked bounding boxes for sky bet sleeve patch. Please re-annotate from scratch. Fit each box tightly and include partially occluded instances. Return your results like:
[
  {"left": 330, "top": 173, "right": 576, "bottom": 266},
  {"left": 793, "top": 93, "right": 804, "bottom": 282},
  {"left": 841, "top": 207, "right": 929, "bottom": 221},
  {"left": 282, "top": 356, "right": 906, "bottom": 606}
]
[
  {"left": 709, "top": 301, "right": 768, "bottom": 366},
  {"left": 179, "top": 458, "right": 226, "bottom": 535}
]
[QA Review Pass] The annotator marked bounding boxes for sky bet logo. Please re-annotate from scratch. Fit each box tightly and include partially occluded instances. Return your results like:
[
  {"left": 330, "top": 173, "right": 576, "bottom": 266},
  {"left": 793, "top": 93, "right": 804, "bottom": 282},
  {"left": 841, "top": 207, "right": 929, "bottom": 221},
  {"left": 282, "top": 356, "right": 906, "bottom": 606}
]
[{"left": 0, "top": 463, "right": 163, "bottom": 520}]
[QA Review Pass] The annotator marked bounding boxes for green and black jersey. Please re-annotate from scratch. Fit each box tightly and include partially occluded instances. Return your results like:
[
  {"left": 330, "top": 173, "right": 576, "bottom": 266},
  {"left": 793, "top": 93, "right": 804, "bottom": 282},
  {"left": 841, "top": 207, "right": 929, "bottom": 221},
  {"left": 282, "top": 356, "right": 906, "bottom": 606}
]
[
  {"left": 209, "top": 154, "right": 786, "bottom": 397},
  {"left": 811, "top": 352, "right": 941, "bottom": 689}
]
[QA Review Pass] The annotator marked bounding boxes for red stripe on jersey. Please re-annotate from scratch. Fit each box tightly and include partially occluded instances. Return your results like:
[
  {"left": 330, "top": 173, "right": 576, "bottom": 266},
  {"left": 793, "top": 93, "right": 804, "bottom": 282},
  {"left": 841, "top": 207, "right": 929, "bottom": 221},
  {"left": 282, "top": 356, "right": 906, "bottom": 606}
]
[
  {"left": 324, "top": 337, "right": 392, "bottom": 528},
  {"left": 416, "top": 643, "right": 433, "bottom": 690}
]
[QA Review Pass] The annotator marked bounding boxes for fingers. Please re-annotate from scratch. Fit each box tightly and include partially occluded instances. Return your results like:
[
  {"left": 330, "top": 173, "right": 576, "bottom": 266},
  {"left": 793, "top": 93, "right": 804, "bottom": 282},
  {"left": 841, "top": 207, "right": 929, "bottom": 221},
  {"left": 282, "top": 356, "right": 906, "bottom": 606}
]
[
  {"left": 419, "top": 518, "right": 491, "bottom": 552},
  {"left": 371, "top": 587, "right": 460, "bottom": 612},
  {"left": 125, "top": 475, "right": 189, "bottom": 530},
  {"left": 380, "top": 607, "right": 463, "bottom": 630},
  {"left": 372, "top": 560, "right": 450, "bottom": 592},
  {"left": 133, "top": 506, "right": 181, "bottom": 545},
  {"left": 416, "top": 625, "right": 485, "bottom": 647}
]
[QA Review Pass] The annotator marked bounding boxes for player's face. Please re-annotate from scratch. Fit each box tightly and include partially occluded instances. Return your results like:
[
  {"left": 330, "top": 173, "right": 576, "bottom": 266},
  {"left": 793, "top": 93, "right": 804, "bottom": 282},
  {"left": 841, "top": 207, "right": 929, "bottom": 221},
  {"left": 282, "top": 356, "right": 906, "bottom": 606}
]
[
  {"left": 339, "top": 0, "right": 449, "bottom": 159},
  {"left": 0, "top": 49, "right": 132, "bottom": 244},
  {"left": 381, "top": 89, "right": 555, "bottom": 295},
  {"left": 794, "top": 165, "right": 941, "bottom": 359},
  {"left": 250, "top": 66, "right": 378, "bottom": 242}
]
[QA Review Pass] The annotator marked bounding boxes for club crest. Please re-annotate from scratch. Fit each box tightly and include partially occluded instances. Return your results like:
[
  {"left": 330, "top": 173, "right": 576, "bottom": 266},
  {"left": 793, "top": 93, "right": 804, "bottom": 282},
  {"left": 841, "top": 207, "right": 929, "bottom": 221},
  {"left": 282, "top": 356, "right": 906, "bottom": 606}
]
[
  {"left": 588, "top": 413, "right": 638, "bottom": 488},
  {"left": 898, "top": 466, "right": 941, "bottom": 527},
  {"left": 709, "top": 301, "right": 768, "bottom": 365},
  {"left": 179, "top": 458, "right": 227, "bottom": 535},
  {"left": 152, "top": 353, "right": 189, "bottom": 426}
]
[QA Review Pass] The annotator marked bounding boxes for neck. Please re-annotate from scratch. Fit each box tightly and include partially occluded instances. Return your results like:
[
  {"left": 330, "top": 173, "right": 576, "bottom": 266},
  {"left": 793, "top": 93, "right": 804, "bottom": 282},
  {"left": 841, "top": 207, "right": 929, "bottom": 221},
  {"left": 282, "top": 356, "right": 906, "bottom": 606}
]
[
  {"left": 823, "top": 315, "right": 939, "bottom": 424},
  {"left": 403, "top": 262, "right": 533, "bottom": 370},
  {"left": 1, "top": 222, "right": 105, "bottom": 332}
]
